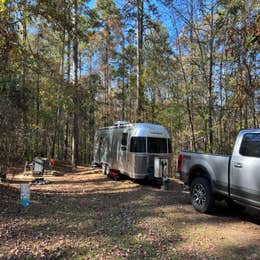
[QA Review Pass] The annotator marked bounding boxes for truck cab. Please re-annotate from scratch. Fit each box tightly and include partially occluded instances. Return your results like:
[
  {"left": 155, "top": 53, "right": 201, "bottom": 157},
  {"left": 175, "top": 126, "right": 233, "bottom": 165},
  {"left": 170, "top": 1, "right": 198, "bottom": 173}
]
[{"left": 230, "top": 130, "right": 260, "bottom": 208}]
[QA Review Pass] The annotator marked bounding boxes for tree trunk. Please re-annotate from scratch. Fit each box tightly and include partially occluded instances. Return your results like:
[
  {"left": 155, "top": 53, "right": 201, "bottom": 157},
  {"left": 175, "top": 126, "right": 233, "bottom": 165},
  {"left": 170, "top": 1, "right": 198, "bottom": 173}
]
[
  {"left": 122, "top": 34, "right": 126, "bottom": 121},
  {"left": 136, "top": 0, "right": 143, "bottom": 122},
  {"left": 51, "top": 32, "right": 65, "bottom": 158},
  {"left": 35, "top": 29, "right": 40, "bottom": 157},
  {"left": 71, "top": 0, "right": 79, "bottom": 167},
  {"left": 172, "top": 11, "right": 197, "bottom": 152},
  {"left": 64, "top": 31, "right": 71, "bottom": 161},
  {"left": 208, "top": 3, "right": 214, "bottom": 153},
  {"left": 21, "top": 0, "right": 29, "bottom": 158}
]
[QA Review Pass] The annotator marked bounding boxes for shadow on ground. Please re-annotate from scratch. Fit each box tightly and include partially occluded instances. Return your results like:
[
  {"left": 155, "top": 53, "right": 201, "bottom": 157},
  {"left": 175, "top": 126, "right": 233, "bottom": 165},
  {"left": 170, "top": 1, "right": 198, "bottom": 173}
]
[{"left": 0, "top": 171, "right": 259, "bottom": 259}]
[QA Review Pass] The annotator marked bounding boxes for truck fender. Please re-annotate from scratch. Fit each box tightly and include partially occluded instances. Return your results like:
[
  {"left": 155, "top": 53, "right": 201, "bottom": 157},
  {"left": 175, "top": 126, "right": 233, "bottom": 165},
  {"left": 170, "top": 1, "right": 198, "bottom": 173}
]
[{"left": 188, "top": 164, "right": 216, "bottom": 192}]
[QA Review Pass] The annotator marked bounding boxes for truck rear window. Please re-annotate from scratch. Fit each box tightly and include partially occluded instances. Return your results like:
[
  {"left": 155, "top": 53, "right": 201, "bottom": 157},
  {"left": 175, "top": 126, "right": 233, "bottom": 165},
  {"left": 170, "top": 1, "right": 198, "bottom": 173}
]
[
  {"left": 240, "top": 133, "right": 260, "bottom": 158},
  {"left": 148, "top": 137, "right": 167, "bottom": 153}
]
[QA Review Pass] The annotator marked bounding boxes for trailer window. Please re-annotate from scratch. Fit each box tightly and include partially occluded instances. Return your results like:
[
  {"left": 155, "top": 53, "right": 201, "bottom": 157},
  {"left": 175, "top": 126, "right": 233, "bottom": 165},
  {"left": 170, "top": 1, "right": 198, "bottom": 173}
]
[
  {"left": 130, "top": 137, "right": 146, "bottom": 153},
  {"left": 168, "top": 139, "right": 172, "bottom": 153},
  {"left": 240, "top": 133, "right": 260, "bottom": 158},
  {"left": 148, "top": 138, "right": 167, "bottom": 153},
  {"left": 122, "top": 133, "right": 128, "bottom": 146}
]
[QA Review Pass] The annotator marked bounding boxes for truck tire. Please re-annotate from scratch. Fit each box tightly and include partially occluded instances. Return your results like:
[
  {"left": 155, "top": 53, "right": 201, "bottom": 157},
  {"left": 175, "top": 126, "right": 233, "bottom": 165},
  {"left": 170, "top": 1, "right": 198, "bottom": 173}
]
[{"left": 190, "top": 177, "right": 214, "bottom": 213}]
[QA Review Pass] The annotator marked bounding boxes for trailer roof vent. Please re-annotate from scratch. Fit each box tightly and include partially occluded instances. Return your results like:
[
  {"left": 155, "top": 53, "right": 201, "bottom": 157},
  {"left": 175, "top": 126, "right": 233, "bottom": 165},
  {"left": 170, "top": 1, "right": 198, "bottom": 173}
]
[{"left": 114, "top": 121, "right": 128, "bottom": 127}]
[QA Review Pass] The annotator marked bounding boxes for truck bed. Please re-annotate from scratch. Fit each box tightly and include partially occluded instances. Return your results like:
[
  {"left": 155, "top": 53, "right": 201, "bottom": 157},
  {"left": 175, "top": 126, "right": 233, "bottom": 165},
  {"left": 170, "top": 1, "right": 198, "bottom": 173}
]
[{"left": 180, "top": 151, "right": 231, "bottom": 194}]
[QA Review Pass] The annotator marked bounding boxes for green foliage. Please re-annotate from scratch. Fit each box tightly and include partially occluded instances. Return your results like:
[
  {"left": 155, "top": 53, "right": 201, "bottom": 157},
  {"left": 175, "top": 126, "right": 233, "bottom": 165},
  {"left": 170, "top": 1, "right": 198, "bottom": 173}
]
[
  {"left": 0, "top": 0, "right": 259, "bottom": 165},
  {"left": 0, "top": 0, "right": 5, "bottom": 11}
]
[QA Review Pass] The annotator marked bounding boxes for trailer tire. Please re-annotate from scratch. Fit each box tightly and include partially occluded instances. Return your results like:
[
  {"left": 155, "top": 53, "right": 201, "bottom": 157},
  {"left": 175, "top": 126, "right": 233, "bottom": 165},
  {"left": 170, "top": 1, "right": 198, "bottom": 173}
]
[{"left": 190, "top": 177, "right": 214, "bottom": 213}]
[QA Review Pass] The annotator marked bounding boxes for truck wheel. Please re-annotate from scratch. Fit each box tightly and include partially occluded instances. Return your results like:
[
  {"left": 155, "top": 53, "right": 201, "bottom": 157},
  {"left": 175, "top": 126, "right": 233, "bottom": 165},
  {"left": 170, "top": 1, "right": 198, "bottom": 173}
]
[
  {"left": 190, "top": 177, "right": 214, "bottom": 213},
  {"left": 225, "top": 199, "right": 246, "bottom": 212}
]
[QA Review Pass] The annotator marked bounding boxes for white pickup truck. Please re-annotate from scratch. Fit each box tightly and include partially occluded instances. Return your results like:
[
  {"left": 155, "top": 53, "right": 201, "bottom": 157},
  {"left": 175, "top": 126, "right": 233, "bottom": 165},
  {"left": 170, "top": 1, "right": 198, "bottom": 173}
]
[{"left": 177, "top": 129, "right": 260, "bottom": 213}]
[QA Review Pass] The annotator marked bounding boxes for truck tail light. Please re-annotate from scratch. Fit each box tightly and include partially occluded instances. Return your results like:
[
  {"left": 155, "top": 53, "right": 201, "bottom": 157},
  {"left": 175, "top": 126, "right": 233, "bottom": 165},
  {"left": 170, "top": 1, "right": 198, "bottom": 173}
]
[{"left": 177, "top": 154, "right": 184, "bottom": 172}]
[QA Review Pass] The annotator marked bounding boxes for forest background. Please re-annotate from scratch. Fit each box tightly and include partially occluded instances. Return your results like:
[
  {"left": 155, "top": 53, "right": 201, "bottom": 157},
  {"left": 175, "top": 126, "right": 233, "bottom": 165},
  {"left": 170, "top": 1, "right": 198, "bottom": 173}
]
[{"left": 0, "top": 0, "right": 259, "bottom": 170}]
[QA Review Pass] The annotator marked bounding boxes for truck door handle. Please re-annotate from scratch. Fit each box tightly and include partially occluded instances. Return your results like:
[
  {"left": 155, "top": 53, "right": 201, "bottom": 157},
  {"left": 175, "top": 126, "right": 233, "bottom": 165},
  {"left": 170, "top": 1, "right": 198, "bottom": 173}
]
[{"left": 233, "top": 162, "right": 242, "bottom": 168}]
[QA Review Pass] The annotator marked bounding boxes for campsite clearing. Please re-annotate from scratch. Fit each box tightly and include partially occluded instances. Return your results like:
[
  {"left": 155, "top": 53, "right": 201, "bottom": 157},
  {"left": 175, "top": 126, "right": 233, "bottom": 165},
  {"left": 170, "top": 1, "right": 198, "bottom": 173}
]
[{"left": 1, "top": 167, "right": 259, "bottom": 259}]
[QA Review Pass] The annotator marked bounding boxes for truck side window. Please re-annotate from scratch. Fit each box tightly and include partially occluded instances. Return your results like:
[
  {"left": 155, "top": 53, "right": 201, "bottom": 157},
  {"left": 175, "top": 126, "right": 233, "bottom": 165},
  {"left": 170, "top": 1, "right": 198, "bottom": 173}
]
[
  {"left": 240, "top": 133, "right": 260, "bottom": 158},
  {"left": 130, "top": 137, "right": 146, "bottom": 153},
  {"left": 122, "top": 133, "right": 128, "bottom": 146}
]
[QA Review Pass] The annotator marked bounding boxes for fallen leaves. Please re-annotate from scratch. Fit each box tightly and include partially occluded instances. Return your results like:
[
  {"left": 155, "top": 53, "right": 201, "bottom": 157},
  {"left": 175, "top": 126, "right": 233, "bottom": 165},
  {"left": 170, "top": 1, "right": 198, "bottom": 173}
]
[{"left": 0, "top": 167, "right": 259, "bottom": 259}]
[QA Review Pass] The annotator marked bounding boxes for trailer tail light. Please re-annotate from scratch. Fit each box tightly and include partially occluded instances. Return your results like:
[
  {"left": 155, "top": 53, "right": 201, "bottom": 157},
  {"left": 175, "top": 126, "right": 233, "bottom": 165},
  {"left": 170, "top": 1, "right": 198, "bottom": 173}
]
[{"left": 177, "top": 154, "right": 184, "bottom": 172}]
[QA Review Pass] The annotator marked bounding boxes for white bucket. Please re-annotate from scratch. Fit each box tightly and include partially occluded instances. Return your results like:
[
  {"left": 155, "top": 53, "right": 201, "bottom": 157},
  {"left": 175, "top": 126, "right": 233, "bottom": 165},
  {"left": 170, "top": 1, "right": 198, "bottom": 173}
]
[{"left": 20, "top": 184, "right": 30, "bottom": 207}]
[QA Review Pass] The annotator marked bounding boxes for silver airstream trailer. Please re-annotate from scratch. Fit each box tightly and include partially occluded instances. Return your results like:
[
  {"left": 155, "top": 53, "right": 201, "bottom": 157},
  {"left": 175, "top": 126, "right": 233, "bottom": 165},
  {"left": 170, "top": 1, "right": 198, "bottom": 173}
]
[{"left": 93, "top": 122, "right": 172, "bottom": 181}]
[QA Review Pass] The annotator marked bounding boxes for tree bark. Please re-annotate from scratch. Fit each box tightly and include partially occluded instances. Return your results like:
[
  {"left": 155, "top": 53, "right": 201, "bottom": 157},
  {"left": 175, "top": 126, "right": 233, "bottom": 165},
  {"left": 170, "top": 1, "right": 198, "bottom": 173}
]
[
  {"left": 122, "top": 34, "right": 126, "bottom": 121},
  {"left": 136, "top": 0, "right": 143, "bottom": 122},
  {"left": 64, "top": 30, "right": 71, "bottom": 161},
  {"left": 51, "top": 30, "right": 65, "bottom": 159},
  {"left": 71, "top": 0, "right": 79, "bottom": 167},
  {"left": 208, "top": 3, "right": 214, "bottom": 153}
]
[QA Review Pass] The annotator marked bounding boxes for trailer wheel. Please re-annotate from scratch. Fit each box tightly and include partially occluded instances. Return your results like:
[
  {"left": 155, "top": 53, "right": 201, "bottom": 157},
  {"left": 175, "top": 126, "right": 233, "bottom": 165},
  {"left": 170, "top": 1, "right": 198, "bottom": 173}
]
[
  {"left": 190, "top": 177, "right": 214, "bottom": 213},
  {"left": 113, "top": 174, "right": 120, "bottom": 181}
]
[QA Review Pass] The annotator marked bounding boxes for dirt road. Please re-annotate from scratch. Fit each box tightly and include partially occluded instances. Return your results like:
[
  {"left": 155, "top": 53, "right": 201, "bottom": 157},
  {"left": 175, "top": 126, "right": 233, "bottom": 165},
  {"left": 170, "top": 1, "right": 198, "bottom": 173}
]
[{"left": 0, "top": 167, "right": 259, "bottom": 259}]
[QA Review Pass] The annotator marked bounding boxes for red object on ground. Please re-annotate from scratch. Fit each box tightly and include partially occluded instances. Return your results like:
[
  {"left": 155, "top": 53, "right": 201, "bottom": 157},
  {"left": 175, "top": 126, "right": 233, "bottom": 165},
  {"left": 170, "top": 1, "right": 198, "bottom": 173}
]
[
  {"left": 109, "top": 170, "right": 120, "bottom": 176},
  {"left": 50, "top": 159, "right": 55, "bottom": 167}
]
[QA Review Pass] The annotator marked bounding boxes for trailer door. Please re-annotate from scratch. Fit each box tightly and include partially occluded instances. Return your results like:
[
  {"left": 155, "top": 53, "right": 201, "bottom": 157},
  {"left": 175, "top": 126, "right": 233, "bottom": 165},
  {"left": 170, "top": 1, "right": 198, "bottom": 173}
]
[{"left": 119, "top": 132, "right": 128, "bottom": 173}]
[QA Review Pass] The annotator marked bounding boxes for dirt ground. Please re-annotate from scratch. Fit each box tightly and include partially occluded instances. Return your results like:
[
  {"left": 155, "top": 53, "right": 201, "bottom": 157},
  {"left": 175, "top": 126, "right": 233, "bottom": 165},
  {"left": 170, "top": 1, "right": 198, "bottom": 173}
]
[{"left": 0, "top": 167, "right": 259, "bottom": 259}]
